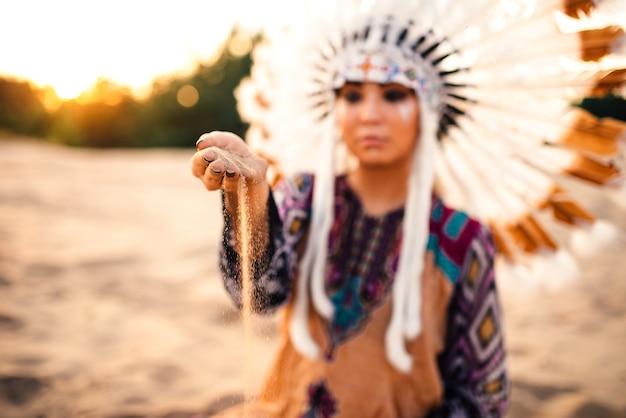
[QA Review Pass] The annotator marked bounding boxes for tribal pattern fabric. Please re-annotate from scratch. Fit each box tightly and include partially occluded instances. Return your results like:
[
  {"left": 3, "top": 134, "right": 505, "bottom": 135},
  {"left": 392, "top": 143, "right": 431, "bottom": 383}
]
[
  {"left": 429, "top": 219, "right": 508, "bottom": 417},
  {"left": 219, "top": 174, "right": 508, "bottom": 415},
  {"left": 325, "top": 177, "right": 404, "bottom": 357},
  {"left": 220, "top": 192, "right": 294, "bottom": 313}
]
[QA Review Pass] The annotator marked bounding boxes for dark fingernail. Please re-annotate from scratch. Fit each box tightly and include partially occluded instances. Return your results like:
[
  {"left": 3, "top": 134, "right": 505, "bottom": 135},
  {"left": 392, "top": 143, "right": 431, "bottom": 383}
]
[
  {"left": 225, "top": 169, "right": 236, "bottom": 178},
  {"left": 210, "top": 167, "right": 221, "bottom": 174},
  {"left": 202, "top": 156, "right": 213, "bottom": 165}
]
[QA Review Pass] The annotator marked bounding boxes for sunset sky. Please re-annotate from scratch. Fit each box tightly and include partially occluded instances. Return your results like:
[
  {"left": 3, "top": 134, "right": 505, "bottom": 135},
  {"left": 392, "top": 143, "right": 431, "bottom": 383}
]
[{"left": 0, "top": 0, "right": 287, "bottom": 99}]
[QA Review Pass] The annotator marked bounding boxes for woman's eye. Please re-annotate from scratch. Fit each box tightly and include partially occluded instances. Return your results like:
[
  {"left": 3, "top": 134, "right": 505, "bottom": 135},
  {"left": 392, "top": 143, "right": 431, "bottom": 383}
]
[
  {"left": 341, "top": 90, "right": 362, "bottom": 103},
  {"left": 383, "top": 89, "right": 409, "bottom": 102}
]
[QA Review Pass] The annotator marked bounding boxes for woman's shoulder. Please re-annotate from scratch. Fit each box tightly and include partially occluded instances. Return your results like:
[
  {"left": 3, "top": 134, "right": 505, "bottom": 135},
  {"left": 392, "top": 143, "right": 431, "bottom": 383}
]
[
  {"left": 428, "top": 196, "right": 495, "bottom": 284},
  {"left": 271, "top": 172, "right": 316, "bottom": 213},
  {"left": 273, "top": 172, "right": 315, "bottom": 197},
  {"left": 429, "top": 196, "right": 486, "bottom": 238},
  {"left": 273, "top": 172, "right": 350, "bottom": 201}
]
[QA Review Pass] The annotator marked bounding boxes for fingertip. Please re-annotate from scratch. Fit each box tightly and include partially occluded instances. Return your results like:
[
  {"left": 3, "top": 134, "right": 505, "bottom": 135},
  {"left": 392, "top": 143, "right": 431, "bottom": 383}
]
[
  {"left": 223, "top": 170, "right": 241, "bottom": 193},
  {"left": 209, "top": 165, "right": 222, "bottom": 175},
  {"left": 225, "top": 168, "right": 237, "bottom": 178},
  {"left": 190, "top": 155, "right": 204, "bottom": 178},
  {"left": 196, "top": 132, "right": 215, "bottom": 150},
  {"left": 224, "top": 168, "right": 240, "bottom": 185}
]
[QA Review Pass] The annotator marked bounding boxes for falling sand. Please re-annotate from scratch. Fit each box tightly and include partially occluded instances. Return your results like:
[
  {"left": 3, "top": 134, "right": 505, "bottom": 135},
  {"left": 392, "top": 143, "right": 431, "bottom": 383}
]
[
  {"left": 236, "top": 176, "right": 255, "bottom": 416},
  {"left": 211, "top": 145, "right": 268, "bottom": 417}
]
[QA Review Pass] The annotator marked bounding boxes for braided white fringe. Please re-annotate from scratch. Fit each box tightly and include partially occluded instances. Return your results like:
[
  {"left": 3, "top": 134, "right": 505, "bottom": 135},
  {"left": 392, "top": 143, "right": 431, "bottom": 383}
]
[{"left": 385, "top": 98, "right": 438, "bottom": 373}]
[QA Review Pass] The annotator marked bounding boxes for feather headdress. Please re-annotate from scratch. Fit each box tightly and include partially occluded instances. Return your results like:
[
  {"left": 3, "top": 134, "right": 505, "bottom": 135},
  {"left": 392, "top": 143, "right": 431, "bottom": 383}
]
[{"left": 235, "top": 0, "right": 626, "bottom": 372}]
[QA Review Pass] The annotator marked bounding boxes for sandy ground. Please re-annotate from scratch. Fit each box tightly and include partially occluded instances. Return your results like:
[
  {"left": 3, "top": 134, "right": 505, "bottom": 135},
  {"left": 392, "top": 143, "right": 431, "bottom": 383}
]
[{"left": 0, "top": 137, "right": 625, "bottom": 418}]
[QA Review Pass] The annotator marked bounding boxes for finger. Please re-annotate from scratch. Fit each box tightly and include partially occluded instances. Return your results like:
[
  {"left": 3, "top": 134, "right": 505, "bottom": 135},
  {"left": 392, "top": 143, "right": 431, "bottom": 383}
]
[
  {"left": 223, "top": 166, "right": 242, "bottom": 193},
  {"left": 190, "top": 148, "right": 216, "bottom": 179},
  {"left": 201, "top": 149, "right": 217, "bottom": 168},
  {"left": 191, "top": 145, "right": 227, "bottom": 177},
  {"left": 203, "top": 160, "right": 226, "bottom": 191},
  {"left": 195, "top": 131, "right": 248, "bottom": 154},
  {"left": 209, "top": 158, "right": 242, "bottom": 193},
  {"left": 190, "top": 152, "right": 207, "bottom": 179},
  {"left": 196, "top": 134, "right": 212, "bottom": 150}
]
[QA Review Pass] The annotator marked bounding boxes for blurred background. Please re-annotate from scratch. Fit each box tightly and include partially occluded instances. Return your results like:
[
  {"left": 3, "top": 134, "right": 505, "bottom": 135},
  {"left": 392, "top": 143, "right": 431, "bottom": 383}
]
[
  {"left": 0, "top": 0, "right": 279, "bottom": 149},
  {"left": 1, "top": 1, "right": 626, "bottom": 418},
  {"left": 1, "top": 1, "right": 625, "bottom": 149}
]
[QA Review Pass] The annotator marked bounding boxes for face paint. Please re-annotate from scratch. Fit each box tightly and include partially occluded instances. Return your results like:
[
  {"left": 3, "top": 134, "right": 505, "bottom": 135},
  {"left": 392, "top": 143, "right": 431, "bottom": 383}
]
[{"left": 397, "top": 99, "right": 417, "bottom": 126}]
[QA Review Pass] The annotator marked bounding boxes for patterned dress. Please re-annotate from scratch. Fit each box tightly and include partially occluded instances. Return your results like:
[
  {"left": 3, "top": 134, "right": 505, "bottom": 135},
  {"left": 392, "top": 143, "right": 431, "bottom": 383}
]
[{"left": 218, "top": 174, "right": 509, "bottom": 418}]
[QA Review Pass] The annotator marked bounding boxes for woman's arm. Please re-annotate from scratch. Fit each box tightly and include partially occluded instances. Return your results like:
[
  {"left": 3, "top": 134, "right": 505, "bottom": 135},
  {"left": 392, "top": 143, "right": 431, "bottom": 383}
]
[
  {"left": 220, "top": 174, "right": 314, "bottom": 314},
  {"left": 191, "top": 131, "right": 288, "bottom": 312},
  {"left": 428, "top": 225, "right": 509, "bottom": 418}
]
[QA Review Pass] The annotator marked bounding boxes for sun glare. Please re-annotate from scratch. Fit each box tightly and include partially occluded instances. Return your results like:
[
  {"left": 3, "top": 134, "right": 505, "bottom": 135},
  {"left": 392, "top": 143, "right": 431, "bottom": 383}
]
[
  {"left": 53, "top": 81, "right": 92, "bottom": 101},
  {"left": 0, "top": 0, "right": 249, "bottom": 103},
  {"left": 1, "top": 0, "right": 297, "bottom": 104}
]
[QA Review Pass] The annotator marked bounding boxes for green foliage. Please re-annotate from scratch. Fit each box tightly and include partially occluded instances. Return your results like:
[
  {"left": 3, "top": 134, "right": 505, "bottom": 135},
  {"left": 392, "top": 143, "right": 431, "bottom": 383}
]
[
  {"left": 134, "top": 45, "right": 252, "bottom": 147},
  {"left": 49, "top": 97, "right": 140, "bottom": 147},
  {"left": 0, "top": 29, "right": 255, "bottom": 148},
  {"left": 0, "top": 78, "right": 48, "bottom": 136}
]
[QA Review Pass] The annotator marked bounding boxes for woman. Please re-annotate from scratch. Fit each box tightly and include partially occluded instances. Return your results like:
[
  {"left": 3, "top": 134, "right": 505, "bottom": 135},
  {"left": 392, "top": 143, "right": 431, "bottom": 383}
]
[
  {"left": 190, "top": 83, "right": 508, "bottom": 416},
  {"left": 190, "top": 1, "right": 624, "bottom": 415}
]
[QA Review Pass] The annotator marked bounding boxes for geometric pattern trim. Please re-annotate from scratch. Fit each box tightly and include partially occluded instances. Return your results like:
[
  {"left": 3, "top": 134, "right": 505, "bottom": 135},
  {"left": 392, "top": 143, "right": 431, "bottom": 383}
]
[{"left": 435, "top": 227, "right": 509, "bottom": 417}]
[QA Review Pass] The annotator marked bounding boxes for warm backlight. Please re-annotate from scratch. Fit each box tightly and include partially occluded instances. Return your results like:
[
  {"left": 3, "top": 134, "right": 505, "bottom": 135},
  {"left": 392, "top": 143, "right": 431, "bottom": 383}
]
[{"left": 1, "top": 0, "right": 295, "bottom": 103}]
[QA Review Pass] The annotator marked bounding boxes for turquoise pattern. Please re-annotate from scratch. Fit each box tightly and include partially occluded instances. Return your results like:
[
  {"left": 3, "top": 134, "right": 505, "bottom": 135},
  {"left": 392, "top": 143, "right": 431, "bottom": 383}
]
[
  {"left": 444, "top": 211, "right": 468, "bottom": 240},
  {"left": 435, "top": 250, "right": 461, "bottom": 284},
  {"left": 330, "top": 276, "right": 366, "bottom": 340}
]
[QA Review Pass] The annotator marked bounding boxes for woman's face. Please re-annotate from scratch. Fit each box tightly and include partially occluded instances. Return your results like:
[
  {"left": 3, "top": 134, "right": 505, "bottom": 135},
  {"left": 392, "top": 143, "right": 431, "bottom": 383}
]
[{"left": 335, "top": 82, "right": 419, "bottom": 170}]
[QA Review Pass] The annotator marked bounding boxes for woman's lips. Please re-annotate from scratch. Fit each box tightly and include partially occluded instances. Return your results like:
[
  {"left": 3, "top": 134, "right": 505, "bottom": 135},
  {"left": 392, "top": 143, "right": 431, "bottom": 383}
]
[{"left": 360, "top": 135, "right": 386, "bottom": 147}]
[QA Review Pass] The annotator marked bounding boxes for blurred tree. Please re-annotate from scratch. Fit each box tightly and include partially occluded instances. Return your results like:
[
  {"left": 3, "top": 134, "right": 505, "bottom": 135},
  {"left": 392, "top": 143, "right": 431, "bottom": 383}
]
[
  {"left": 49, "top": 98, "right": 139, "bottom": 147},
  {"left": 0, "top": 77, "right": 48, "bottom": 136},
  {"left": 64, "top": 29, "right": 254, "bottom": 147},
  {"left": 47, "top": 78, "right": 140, "bottom": 147},
  {"left": 1, "top": 29, "right": 255, "bottom": 148},
  {"left": 135, "top": 30, "right": 254, "bottom": 148}
]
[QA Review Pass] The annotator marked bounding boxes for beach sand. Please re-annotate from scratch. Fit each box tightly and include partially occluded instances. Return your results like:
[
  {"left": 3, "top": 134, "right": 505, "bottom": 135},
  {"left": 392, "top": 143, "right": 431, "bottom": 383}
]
[{"left": 0, "top": 137, "right": 624, "bottom": 417}]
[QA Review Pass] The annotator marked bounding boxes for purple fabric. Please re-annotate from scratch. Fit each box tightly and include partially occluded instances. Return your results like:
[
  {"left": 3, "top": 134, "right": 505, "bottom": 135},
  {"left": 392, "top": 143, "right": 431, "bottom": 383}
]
[{"left": 219, "top": 173, "right": 509, "bottom": 417}]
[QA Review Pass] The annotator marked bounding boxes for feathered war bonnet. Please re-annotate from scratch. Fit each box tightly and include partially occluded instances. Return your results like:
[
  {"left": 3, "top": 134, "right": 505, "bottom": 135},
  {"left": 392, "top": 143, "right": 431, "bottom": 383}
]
[{"left": 235, "top": 0, "right": 626, "bottom": 372}]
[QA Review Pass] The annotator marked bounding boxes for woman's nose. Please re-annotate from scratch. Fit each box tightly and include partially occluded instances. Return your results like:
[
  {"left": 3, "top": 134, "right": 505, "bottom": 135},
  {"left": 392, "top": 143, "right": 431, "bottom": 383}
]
[{"left": 359, "top": 91, "right": 382, "bottom": 122}]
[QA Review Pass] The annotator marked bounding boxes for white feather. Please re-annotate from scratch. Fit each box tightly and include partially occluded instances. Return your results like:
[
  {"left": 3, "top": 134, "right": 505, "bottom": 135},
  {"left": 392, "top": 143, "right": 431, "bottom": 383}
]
[{"left": 570, "top": 220, "right": 622, "bottom": 258}]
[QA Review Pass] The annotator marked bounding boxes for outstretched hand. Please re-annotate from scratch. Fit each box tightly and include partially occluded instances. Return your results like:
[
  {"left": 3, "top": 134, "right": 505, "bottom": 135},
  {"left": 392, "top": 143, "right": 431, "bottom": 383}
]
[{"left": 190, "top": 131, "right": 268, "bottom": 194}]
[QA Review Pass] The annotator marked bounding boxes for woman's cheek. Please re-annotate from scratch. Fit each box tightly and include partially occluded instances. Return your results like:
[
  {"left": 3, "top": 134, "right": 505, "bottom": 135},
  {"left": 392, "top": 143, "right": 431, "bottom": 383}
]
[
  {"left": 396, "top": 101, "right": 417, "bottom": 125},
  {"left": 335, "top": 103, "right": 350, "bottom": 136},
  {"left": 335, "top": 102, "right": 347, "bottom": 121}
]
